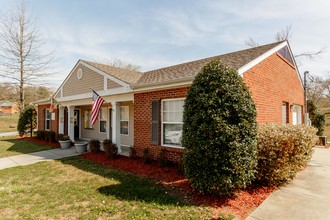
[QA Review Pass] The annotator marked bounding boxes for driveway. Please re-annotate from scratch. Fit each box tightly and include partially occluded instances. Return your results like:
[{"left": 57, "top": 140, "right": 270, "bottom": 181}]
[{"left": 247, "top": 147, "right": 330, "bottom": 220}]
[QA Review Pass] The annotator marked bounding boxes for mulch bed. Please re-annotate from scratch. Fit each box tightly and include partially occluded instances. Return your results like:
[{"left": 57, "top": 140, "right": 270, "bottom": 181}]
[
  {"left": 82, "top": 152, "right": 276, "bottom": 219},
  {"left": 25, "top": 137, "right": 60, "bottom": 148}
]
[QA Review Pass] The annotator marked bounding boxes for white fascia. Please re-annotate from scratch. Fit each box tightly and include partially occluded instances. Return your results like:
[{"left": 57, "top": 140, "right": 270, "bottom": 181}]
[{"left": 238, "top": 41, "right": 288, "bottom": 75}]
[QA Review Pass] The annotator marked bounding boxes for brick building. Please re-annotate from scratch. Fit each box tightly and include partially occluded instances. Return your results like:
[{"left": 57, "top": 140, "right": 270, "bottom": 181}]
[{"left": 35, "top": 40, "right": 304, "bottom": 161}]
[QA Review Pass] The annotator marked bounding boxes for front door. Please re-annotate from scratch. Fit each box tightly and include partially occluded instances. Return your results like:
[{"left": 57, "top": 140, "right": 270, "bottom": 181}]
[{"left": 74, "top": 110, "right": 80, "bottom": 139}]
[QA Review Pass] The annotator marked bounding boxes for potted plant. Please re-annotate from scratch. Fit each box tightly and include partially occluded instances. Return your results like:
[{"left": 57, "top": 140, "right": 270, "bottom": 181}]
[
  {"left": 58, "top": 134, "right": 71, "bottom": 149},
  {"left": 103, "top": 139, "right": 118, "bottom": 159},
  {"left": 74, "top": 141, "right": 88, "bottom": 153}
]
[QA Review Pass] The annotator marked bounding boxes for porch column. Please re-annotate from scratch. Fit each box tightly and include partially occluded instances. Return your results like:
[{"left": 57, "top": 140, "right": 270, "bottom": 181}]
[
  {"left": 67, "top": 106, "right": 75, "bottom": 141},
  {"left": 111, "top": 102, "right": 121, "bottom": 151},
  {"left": 58, "top": 106, "right": 64, "bottom": 134}
]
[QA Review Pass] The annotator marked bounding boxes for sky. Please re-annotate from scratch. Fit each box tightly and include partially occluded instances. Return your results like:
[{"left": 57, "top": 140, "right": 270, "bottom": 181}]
[{"left": 0, "top": 0, "right": 329, "bottom": 89}]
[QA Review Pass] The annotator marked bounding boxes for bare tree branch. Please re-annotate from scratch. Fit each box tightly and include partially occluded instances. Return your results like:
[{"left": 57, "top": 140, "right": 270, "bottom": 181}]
[{"left": 0, "top": 0, "right": 56, "bottom": 112}]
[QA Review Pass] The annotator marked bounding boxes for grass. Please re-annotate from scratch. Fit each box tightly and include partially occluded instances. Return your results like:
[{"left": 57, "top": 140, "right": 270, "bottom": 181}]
[
  {"left": 0, "top": 137, "right": 53, "bottom": 158},
  {"left": 0, "top": 114, "right": 19, "bottom": 133},
  {"left": 0, "top": 157, "right": 213, "bottom": 219}
]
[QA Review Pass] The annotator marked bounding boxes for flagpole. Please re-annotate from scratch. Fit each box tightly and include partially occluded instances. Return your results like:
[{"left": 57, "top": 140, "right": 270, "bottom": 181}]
[{"left": 90, "top": 88, "right": 112, "bottom": 109}]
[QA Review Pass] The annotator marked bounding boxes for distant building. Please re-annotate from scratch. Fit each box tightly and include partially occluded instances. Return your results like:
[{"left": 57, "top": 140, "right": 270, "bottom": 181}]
[{"left": 0, "top": 101, "right": 18, "bottom": 116}]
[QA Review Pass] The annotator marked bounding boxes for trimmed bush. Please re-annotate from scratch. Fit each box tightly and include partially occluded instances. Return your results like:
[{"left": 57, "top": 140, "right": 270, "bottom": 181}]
[
  {"left": 89, "top": 139, "right": 100, "bottom": 152},
  {"left": 256, "top": 124, "right": 317, "bottom": 186},
  {"left": 103, "top": 139, "right": 118, "bottom": 159},
  {"left": 36, "top": 130, "right": 46, "bottom": 140},
  {"left": 182, "top": 60, "right": 258, "bottom": 196}
]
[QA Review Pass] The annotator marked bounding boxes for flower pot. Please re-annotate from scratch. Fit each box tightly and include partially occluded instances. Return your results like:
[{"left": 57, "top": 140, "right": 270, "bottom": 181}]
[
  {"left": 59, "top": 140, "right": 71, "bottom": 149},
  {"left": 75, "top": 142, "right": 88, "bottom": 153}
]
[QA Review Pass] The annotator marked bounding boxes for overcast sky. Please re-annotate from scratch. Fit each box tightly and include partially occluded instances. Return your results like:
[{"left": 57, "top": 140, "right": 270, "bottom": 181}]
[{"left": 0, "top": 0, "right": 329, "bottom": 88}]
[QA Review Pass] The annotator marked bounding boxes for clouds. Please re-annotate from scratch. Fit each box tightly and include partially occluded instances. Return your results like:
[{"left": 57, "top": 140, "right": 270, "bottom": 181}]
[{"left": 0, "top": 0, "right": 329, "bottom": 87}]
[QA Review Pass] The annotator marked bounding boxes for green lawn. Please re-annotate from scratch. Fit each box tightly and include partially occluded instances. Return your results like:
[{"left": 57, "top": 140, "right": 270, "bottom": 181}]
[
  {"left": 0, "top": 157, "right": 214, "bottom": 219},
  {"left": 0, "top": 137, "right": 53, "bottom": 158},
  {"left": 0, "top": 114, "right": 19, "bottom": 133}
]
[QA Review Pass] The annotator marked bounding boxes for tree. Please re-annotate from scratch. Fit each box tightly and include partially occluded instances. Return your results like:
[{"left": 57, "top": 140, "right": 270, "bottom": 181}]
[
  {"left": 0, "top": 0, "right": 55, "bottom": 113},
  {"left": 17, "top": 104, "right": 36, "bottom": 137},
  {"left": 182, "top": 60, "right": 258, "bottom": 196},
  {"left": 97, "top": 58, "right": 141, "bottom": 71},
  {"left": 245, "top": 25, "right": 325, "bottom": 63},
  {"left": 308, "top": 100, "right": 325, "bottom": 136}
]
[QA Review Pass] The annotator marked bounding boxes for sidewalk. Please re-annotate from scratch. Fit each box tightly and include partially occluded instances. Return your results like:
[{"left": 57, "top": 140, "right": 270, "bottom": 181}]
[
  {"left": 247, "top": 147, "right": 330, "bottom": 220},
  {"left": 0, "top": 147, "right": 80, "bottom": 170},
  {"left": 0, "top": 131, "right": 18, "bottom": 137}
]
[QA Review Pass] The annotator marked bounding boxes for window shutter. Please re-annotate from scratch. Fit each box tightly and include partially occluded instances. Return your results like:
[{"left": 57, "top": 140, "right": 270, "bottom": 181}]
[
  {"left": 151, "top": 100, "right": 159, "bottom": 145},
  {"left": 42, "top": 109, "right": 45, "bottom": 130}
]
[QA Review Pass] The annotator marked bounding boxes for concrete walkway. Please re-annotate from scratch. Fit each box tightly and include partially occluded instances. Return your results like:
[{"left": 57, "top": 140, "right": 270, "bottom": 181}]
[
  {"left": 0, "top": 131, "right": 18, "bottom": 137},
  {"left": 247, "top": 147, "right": 330, "bottom": 220},
  {"left": 0, "top": 147, "right": 80, "bottom": 170}
]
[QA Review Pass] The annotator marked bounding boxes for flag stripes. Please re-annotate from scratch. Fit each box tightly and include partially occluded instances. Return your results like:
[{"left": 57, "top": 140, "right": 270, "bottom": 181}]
[{"left": 91, "top": 90, "right": 105, "bottom": 125}]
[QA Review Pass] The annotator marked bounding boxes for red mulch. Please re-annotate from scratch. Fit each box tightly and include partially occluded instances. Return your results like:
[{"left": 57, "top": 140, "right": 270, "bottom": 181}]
[
  {"left": 25, "top": 137, "right": 60, "bottom": 148},
  {"left": 82, "top": 152, "right": 276, "bottom": 219}
]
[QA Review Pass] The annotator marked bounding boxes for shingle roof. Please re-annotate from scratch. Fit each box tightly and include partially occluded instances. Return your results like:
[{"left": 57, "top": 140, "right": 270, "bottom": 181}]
[
  {"left": 82, "top": 60, "right": 143, "bottom": 85},
  {"left": 136, "top": 41, "right": 285, "bottom": 86}
]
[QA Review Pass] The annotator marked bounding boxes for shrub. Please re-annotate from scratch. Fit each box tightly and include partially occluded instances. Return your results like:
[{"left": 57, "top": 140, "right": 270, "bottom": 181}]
[
  {"left": 129, "top": 146, "right": 137, "bottom": 159},
  {"left": 36, "top": 130, "right": 46, "bottom": 140},
  {"left": 45, "top": 131, "right": 56, "bottom": 142},
  {"left": 157, "top": 147, "right": 167, "bottom": 167},
  {"left": 89, "top": 139, "right": 100, "bottom": 152},
  {"left": 143, "top": 148, "right": 151, "bottom": 164},
  {"left": 308, "top": 100, "right": 325, "bottom": 136},
  {"left": 17, "top": 105, "right": 36, "bottom": 137},
  {"left": 256, "top": 124, "right": 317, "bottom": 186},
  {"left": 103, "top": 139, "right": 118, "bottom": 159},
  {"left": 182, "top": 60, "right": 258, "bottom": 196}
]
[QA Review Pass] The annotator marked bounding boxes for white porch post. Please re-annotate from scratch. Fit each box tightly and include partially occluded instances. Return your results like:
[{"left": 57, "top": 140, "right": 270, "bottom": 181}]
[
  {"left": 67, "top": 106, "right": 75, "bottom": 141},
  {"left": 58, "top": 106, "right": 64, "bottom": 134},
  {"left": 111, "top": 102, "right": 121, "bottom": 152}
]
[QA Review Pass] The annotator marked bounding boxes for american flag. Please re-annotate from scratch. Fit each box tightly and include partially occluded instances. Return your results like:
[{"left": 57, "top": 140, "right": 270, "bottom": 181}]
[{"left": 91, "top": 90, "right": 105, "bottom": 125}]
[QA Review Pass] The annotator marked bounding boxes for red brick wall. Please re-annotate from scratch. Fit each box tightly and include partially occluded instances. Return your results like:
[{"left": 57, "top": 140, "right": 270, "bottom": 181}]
[
  {"left": 134, "top": 87, "right": 189, "bottom": 162},
  {"left": 243, "top": 53, "right": 304, "bottom": 124},
  {"left": 37, "top": 104, "right": 59, "bottom": 133},
  {"left": 134, "top": 53, "right": 304, "bottom": 162}
]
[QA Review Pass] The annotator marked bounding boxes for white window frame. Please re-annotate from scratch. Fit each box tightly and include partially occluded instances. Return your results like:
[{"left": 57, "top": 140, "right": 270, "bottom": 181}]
[
  {"left": 99, "top": 107, "right": 107, "bottom": 133},
  {"left": 45, "top": 108, "right": 51, "bottom": 130},
  {"left": 120, "top": 106, "right": 129, "bottom": 135},
  {"left": 161, "top": 98, "right": 185, "bottom": 148}
]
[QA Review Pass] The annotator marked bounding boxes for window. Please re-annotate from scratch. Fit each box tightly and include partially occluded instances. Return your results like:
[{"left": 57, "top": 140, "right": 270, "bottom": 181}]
[
  {"left": 45, "top": 109, "right": 51, "bottom": 130},
  {"left": 162, "top": 98, "right": 184, "bottom": 147},
  {"left": 282, "top": 102, "right": 288, "bottom": 124},
  {"left": 120, "top": 106, "right": 129, "bottom": 135},
  {"left": 99, "top": 107, "right": 107, "bottom": 133}
]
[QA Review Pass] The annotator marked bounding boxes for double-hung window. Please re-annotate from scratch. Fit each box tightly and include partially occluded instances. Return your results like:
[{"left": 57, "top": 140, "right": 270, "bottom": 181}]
[
  {"left": 162, "top": 98, "right": 184, "bottom": 147},
  {"left": 120, "top": 106, "right": 129, "bottom": 135},
  {"left": 45, "top": 109, "right": 51, "bottom": 130},
  {"left": 99, "top": 107, "right": 107, "bottom": 133}
]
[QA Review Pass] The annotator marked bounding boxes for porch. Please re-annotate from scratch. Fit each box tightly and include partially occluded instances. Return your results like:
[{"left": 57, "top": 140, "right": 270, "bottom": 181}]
[{"left": 58, "top": 100, "right": 134, "bottom": 156}]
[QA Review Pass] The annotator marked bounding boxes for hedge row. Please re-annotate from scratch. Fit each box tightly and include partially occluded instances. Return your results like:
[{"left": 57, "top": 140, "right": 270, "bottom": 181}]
[
  {"left": 255, "top": 124, "right": 317, "bottom": 186},
  {"left": 36, "top": 130, "right": 56, "bottom": 142}
]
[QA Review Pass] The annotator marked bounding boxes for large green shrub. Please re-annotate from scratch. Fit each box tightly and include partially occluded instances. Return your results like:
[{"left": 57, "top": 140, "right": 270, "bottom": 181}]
[
  {"left": 182, "top": 60, "right": 258, "bottom": 196},
  {"left": 17, "top": 105, "right": 37, "bottom": 137},
  {"left": 256, "top": 124, "right": 317, "bottom": 186}
]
